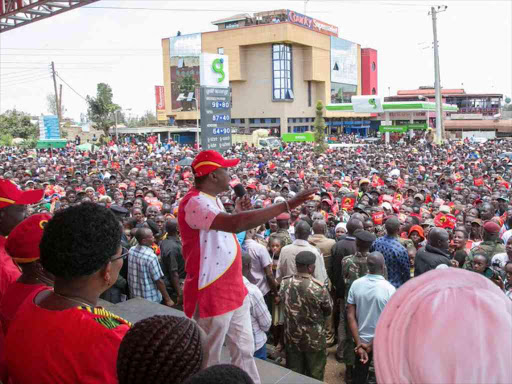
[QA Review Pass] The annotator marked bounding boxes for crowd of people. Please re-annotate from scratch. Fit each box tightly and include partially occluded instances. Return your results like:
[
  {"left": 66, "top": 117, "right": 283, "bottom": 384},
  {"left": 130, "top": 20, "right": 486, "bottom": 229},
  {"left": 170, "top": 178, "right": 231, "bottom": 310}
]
[{"left": 0, "top": 134, "right": 511, "bottom": 384}]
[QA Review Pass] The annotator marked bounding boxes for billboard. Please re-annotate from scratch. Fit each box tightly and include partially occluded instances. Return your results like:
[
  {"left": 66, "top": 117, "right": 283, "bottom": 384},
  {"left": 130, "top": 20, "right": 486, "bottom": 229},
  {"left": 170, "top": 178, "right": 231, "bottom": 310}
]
[
  {"left": 200, "top": 87, "right": 232, "bottom": 153},
  {"left": 155, "top": 85, "right": 167, "bottom": 121},
  {"left": 200, "top": 53, "right": 230, "bottom": 88},
  {"left": 330, "top": 37, "right": 358, "bottom": 85},
  {"left": 352, "top": 96, "right": 384, "bottom": 113},
  {"left": 286, "top": 10, "right": 338, "bottom": 37},
  {"left": 39, "top": 115, "right": 60, "bottom": 140},
  {"left": 170, "top": 33, "right": 202, "bottom": 113}
]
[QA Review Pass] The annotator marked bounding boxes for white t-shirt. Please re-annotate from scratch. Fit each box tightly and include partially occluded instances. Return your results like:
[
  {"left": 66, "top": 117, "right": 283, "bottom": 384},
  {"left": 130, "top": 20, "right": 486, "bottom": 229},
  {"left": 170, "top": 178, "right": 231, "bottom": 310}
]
[{"left": 347, "top": 274, "right": 396, "bottom": 344}]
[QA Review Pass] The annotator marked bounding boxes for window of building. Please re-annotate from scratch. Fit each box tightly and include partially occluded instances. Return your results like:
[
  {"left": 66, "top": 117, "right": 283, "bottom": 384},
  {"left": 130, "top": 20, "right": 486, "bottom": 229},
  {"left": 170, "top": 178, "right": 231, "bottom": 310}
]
[
  {"left": 270, "top": 118, "right": 277, "bottom": 123},
  {"left": 218, "top": 48, "right": 224, "bottom": 54},
  {"left": 272, "top": 44, "right": 293, "bottom": 101},
  {"left": 231, "top": 119, "right": 235, "bottom": 123},
  {"left": 372, "top": 87, "right": 376, "bottom": 95},
  {"left": 249, "top": 118, "right": 255, "bottom": 124},
  {"left": 240, "top": 118, "right": 245, "bottom": 124},
  {"left": 372, "top": 62, "right": 376, "bottom": 71}
]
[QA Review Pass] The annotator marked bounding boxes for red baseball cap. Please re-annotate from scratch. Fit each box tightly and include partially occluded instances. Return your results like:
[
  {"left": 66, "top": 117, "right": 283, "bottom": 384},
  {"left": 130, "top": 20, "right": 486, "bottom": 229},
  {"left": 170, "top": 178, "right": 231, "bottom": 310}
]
[
  {"left": 0, "top": 179, "right": 44, "bottom": 209},
  {"left": 6, "top": 213, "right": 51, "bottom": 263},
  {"left": 192, "top": 150, "right": 240, "bottom": 177}
]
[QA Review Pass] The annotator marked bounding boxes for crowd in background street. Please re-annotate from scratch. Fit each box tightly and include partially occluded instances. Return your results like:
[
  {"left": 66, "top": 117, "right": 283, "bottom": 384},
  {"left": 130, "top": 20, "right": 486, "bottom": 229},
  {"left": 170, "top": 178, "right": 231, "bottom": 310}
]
[{"left": 0, "top": 133, "right": 511, "bottom": 384}]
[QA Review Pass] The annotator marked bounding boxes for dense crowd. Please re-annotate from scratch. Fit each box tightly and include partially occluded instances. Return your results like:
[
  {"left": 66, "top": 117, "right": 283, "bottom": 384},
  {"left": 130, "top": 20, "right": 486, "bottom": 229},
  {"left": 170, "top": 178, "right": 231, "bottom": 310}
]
[{"left": 0, "top": 134, "right": 511, "bottom": 384}]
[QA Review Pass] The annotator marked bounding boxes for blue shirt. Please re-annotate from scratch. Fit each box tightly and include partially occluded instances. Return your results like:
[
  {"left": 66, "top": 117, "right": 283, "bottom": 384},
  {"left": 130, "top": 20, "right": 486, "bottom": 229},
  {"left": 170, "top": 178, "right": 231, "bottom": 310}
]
[{"left": 370, "top": 235, "right": 410, "bottom": 289}]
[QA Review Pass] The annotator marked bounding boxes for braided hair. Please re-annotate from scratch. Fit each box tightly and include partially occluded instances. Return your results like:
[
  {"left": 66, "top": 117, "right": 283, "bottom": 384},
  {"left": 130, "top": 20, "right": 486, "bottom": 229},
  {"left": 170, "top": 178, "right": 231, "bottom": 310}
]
[
  {"left": 182, "top": 364, "right": 255, "bottom": 384},
  {"left": 117, "top": 315, "right": 203, "bottom": 384}
]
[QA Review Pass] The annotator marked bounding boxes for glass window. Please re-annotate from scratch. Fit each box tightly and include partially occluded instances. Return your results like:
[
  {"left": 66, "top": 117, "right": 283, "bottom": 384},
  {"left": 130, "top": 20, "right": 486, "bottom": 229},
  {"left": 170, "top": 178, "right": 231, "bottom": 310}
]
[
  {"left": 372, "top": 62, "right": 376, "bottom": 71},
  {"left": 218, "top": 47, "right": 224, "bottom": 54},
  {"left": 271, "top": 118, "right": 277, "bottom": 123},
  {"left": 240, "top": 119, "right": 245, "bottom": 123},
  {"left": 272, "top": 44, "right": 293, "bottom": 101},
  {"left": 249, "top": 118, "right": 255, "bottom": 124}
]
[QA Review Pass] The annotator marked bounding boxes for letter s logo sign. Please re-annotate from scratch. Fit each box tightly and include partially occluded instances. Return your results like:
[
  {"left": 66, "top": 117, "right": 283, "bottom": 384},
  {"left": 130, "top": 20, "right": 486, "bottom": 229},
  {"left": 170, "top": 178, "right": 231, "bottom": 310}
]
[{"left": 212, "top": 58, "right": 225, "bottom": 83}]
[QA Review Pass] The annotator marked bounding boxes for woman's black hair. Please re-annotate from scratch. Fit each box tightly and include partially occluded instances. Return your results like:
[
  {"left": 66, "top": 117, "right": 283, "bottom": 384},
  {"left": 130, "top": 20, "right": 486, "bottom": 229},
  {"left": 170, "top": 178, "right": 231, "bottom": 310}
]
[
  {"left": 117, "top": 315, "right": 203, "bottom": 384},
  {"left": 40, "top": 202, "right": 122, "bottom": 279},
  {"left": 182, "top": 364, "right": 254, "bottom": 384}
]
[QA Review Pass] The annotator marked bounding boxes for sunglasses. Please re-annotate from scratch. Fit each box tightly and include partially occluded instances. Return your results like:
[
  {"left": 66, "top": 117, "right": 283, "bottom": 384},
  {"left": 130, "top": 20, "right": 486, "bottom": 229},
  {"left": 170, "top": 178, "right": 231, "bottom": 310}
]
[{"left": 111, "top": 251, "right": 128, "bottom": 262}]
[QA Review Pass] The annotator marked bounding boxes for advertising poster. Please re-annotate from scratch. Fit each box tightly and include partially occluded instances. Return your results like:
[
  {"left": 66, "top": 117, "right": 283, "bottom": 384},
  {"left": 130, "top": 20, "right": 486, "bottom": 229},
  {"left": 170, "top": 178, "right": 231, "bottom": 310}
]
[
  {"left": 170, "top": 33, "right": 202, "bottom": 113},
  {"left": 330, "top": 37, "right": 358, "bottom": 85},
  {"left": 155, "top": 85, "right": 167, "bottom": 121}
]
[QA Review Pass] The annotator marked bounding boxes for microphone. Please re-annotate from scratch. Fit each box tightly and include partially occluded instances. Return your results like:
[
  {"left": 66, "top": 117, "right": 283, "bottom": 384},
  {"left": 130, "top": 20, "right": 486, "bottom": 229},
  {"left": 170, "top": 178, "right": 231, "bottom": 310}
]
[{"left": 233, "top": 184, "right": 247, "bottom": 199}]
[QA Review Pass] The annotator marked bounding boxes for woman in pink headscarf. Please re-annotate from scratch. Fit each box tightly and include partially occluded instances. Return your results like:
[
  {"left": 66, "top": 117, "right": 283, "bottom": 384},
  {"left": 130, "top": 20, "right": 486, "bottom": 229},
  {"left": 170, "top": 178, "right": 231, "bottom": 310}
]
[{"left": 374, "top": 268, "right": 512, "bottom": 384}]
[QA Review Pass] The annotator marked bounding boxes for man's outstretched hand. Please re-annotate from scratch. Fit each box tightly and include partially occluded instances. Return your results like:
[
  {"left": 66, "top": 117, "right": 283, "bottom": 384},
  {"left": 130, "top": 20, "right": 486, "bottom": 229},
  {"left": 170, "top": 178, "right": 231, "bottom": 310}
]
[{"left": 288, "top": 188, "right": 319, "bottom": 210}]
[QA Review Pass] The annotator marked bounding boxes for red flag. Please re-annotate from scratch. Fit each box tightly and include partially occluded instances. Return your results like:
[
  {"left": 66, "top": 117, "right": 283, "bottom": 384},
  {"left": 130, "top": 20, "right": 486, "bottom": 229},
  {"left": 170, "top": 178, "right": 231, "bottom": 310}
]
[
  {"left": 474, "top": 177, "right": 484, "bottom": 187},
  {"left": 341, "top": 196, "right": 356, "bottom": 211},
  {"left": 393, "top": 192, "right": 404, "bottom": 205},
  {"left": 434, "top": 213, "right": 457, "bottom": 229},
  {"left": 372, "top": 211, "right": 384, "bottom": 225}
]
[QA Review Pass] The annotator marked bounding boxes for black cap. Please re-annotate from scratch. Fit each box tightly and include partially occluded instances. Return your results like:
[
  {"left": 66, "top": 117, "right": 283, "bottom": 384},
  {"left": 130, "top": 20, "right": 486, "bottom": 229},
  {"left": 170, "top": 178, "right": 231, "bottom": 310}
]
[
  {"left": 110, "top": 205, "right": 129, "bottom": 216},
  {"left": 354, "top": 229, "right": 376, "bottom": 243},
  {"left": 295, "top": 251, "right": 316, "bottom": 266}
]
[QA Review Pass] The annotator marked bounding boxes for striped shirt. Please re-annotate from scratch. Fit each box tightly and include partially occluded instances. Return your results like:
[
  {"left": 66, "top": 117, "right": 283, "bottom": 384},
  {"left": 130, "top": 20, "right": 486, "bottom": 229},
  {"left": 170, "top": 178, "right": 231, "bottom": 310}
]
[
  {"left": 244, "top": 277, "right": 271, "bottom": 350},
  {"left": 128, "top": 245, "right": 164, "bottom": 303}
]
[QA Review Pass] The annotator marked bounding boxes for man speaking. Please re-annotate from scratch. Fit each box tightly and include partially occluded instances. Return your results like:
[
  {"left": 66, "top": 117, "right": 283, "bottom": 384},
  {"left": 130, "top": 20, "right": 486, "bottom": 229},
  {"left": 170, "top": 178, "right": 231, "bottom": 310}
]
[{"left": 178, "top": 150, "right": 316, "bottom": 384}]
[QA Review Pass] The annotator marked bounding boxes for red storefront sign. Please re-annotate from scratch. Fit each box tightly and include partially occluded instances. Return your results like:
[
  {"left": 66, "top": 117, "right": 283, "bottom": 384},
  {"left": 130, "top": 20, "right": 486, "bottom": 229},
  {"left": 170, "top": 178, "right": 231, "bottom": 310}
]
[{"left": 286, "top": 10, "right": 338, "bottom": 37}]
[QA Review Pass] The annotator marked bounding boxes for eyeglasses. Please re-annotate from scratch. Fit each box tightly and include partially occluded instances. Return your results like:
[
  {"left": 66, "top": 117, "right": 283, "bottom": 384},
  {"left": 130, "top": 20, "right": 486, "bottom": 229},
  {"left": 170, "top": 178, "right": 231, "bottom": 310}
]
[{"left": 111, "top": 251, "right": 128, "bottom": 262}]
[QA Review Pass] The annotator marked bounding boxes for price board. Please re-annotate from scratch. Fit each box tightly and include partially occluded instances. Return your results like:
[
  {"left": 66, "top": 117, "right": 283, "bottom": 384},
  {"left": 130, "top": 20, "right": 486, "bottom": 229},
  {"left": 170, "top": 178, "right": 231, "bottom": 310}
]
[{"left": 200, "top": 86, "right": 232, "bottom": 153}]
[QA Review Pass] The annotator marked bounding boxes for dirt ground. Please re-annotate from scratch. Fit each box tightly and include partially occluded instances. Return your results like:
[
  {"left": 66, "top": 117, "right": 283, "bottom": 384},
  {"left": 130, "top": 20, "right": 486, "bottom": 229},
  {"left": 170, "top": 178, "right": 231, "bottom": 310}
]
[{"left": 324, "top": 345, "right": 346, "bottom": 384}]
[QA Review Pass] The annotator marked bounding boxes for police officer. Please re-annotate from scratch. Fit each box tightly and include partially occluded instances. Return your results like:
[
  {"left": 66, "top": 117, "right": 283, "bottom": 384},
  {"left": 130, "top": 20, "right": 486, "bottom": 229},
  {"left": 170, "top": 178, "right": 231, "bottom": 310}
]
[
  {"left": 464, "top": 221, "right": 505, "bottom": 270},
  {"left": 275, "top": 212, "right": 293, "bottom": 246},
  {"left": 341, "top": 229, "right": 377, "bottom": 384},
  {"left": 279, "top": 251, "right": 333, "bottom": 381}
]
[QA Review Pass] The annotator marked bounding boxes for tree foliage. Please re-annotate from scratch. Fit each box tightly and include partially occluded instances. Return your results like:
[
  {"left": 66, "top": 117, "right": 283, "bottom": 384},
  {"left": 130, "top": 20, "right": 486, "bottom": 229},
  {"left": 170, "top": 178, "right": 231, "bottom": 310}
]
[
  {"left": 46, "top": 94, "right": 67, "bottom": 117},
  {"left": 86, "top": 83, "right": 120, "bottom": 137},
  {"left": 313, "top": 101, "right": 328, "bottom": 154},
  {"left": 0, "top": 109, "right": 38, "bottom": 141}
]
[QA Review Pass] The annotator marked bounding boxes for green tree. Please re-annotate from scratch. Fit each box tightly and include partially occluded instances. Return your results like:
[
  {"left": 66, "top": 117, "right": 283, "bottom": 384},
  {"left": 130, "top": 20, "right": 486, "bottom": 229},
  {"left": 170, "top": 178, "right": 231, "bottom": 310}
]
[
  {"left": 0, "top": 109, "right": 38, "bottom": 140},
  {"left": 313, "top": 101, "right": 328, "bottom": 154},
  {"left": 46, "top": 94, "right": 67, "bottom": 117},
  {"left": 86, "top": 83, "right": 120, "bottom": 137}
]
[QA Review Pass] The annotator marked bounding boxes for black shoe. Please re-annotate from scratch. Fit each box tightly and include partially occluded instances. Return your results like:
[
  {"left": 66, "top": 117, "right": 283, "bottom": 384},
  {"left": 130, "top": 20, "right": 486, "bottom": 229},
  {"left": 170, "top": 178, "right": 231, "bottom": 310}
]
[{"left": 335, "top": 354, "right": 344, "bottom": 363}]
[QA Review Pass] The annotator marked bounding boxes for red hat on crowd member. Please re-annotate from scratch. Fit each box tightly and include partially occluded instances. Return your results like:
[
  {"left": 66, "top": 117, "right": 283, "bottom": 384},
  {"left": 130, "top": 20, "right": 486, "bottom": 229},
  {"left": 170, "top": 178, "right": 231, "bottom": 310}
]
[
  {"left": 6, "top": 213, "right": 51, "bottom": 264},
  {"left": 191, "top": 150, "right": 240, "bottom": 178},
  {"left": 483, "top": 221, "right": 501, "bottom": 234},
  {"left": 276, "top": 212, "right": 291, "bottom": 221},
  {"left": 0, "top": 179, "right": 44, "bottom": 209},
  {"left": 247, "top": 184, "right": 258, "bottom": 190}
]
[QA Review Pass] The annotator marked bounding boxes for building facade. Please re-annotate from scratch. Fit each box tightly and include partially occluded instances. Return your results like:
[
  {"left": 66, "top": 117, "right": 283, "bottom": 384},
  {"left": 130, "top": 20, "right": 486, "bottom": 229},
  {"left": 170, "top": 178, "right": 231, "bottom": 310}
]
[{"left": 161, "top": 10, "right": 378, "bottom": 137}]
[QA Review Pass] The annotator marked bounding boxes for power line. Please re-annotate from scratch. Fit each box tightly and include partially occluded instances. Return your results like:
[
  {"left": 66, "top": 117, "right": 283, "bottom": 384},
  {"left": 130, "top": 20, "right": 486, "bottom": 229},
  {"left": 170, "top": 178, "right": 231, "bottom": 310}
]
[{"left": 55, "top": 73, "right": 88, "bottom": 101}]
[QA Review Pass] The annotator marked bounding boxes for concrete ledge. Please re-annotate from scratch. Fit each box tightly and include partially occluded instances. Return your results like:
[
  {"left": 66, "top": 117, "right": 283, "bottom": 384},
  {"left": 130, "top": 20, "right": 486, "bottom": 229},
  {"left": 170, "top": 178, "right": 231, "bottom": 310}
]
[{"left": 100, "top": 298, "right": 322, "bottom": 384}]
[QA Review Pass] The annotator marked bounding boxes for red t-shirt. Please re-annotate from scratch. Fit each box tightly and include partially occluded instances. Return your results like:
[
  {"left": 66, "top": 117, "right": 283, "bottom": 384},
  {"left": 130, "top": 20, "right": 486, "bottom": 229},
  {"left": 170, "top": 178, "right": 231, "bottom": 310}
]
[
  {"left": 0, "top": 237, "right": 21, "bottom": 304},
  {"left": 178, "top": 188, "right": 247, "bottom": 318},
  {"left": 0, "top": 282, "right": 49, "bottom": 334},
  {"left": 6, "top": 290, "right": 130, "bottom": 384}
]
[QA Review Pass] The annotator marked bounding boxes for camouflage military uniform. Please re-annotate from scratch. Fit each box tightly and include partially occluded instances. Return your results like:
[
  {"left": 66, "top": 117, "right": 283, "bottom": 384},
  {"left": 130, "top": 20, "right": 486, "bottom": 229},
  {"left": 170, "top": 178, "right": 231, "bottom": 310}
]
[
  {"left": 279, "top": 272, "right": 333, "bottom": 381},
  {"left": 464, "top": 241, "right": 506, "bottom": 270},
  {"left": 275, "top": 229, "right": 293, "bottom": 247}
]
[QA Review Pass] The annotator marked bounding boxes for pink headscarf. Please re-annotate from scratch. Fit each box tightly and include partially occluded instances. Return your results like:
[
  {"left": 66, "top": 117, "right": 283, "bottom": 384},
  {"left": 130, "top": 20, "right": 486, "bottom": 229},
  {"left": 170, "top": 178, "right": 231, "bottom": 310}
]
[{"left": 374, "top": 268, "right": 512, "bottom": 384}]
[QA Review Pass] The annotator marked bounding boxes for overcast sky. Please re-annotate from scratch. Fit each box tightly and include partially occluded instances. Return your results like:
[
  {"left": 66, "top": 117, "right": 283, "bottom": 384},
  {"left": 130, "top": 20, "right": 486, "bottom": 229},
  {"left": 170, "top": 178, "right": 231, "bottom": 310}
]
[{"left": 0, "top": 0, "right": 510, "bottom": 120}]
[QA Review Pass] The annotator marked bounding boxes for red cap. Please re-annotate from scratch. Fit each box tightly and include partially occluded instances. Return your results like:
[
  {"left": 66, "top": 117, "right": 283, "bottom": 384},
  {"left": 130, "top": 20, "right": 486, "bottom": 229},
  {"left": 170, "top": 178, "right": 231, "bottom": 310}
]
[
  {"left": 247, "top": 184, "right": 258, "bottom": 190},
  {"left": 483, "top": 221, "right": 501, "bottom": 234},
  {"left": 191, "top": 150, "right": 240, "bottom": 177},
  {"left": 0, "top": 179, "right": 44, "bottom": 209},
  {"left": 6, "top": 213, "right": 51, "bottom": 263}
]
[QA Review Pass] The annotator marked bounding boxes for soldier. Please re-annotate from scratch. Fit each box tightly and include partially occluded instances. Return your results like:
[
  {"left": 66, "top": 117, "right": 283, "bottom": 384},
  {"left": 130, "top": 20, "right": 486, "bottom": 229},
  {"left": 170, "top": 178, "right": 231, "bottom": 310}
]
[
  {"left": 464, "top": 221, "right": 505, "bottom": 270},
  {"left": 340, "top": 229, "right": 377, "bottom": 384},
  {"left": 274, "top": 212, "right": 293, "bottom": 247},
  {"left": 308, "top": 219, "right": 336, "bottom": 347},
  {"left": 279, "top": 251, "right": 332, "bottom": 381}
]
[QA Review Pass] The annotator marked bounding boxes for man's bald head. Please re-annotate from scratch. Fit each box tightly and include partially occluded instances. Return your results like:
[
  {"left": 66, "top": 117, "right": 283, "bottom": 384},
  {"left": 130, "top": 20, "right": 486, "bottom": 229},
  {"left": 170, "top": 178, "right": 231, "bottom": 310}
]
[
  {"left": 165, "top": 219, "right": 178, "bottom": 236},
  {"left": 312, "top": 220, "right": 327, "bottom": 235},
  {"left": 347, "top": 218, "right": 364, "bottom": 235},
  {"left": 428, "top": 227, "right": 450, "bottom": 251},
  {"left": 385, "top": 216, "right": 401, "bottom": 236},
  {"left": 367, "top": 251, "right": 386, "bottom": 275},
  {"left": 295, "top": 220, "right": 311, "bottom": 240},
  {"left": 135, "top": 227, "right": 152, "bottom": 244}
]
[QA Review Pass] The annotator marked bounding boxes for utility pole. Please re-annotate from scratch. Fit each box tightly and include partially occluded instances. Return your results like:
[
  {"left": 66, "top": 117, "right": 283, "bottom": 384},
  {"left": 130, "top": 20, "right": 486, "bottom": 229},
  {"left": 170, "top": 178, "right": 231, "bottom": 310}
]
[
  {"left": 430, "top": 6, "right": 447, "bottom": 144},
  {"left": 51, "top": 62, "right": 61, "bottom": 122},
  {"left": 59, "top": 84, "right": 63, "bottom": 119}
]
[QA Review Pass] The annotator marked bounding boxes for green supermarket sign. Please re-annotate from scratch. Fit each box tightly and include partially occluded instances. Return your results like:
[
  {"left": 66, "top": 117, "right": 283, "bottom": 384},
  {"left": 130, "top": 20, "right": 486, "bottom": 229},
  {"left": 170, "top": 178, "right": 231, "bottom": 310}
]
[{"left": 282, "top": 132, "right": 314, "bottom": 142}]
